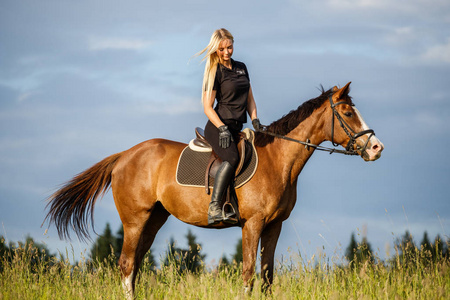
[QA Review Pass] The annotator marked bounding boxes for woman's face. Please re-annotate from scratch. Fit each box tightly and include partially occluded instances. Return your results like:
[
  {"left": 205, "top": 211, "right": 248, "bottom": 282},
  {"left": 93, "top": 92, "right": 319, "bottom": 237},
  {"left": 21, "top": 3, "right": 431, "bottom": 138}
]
[{"left": 216, "top": 39, "right": 233, "bottom": 64}]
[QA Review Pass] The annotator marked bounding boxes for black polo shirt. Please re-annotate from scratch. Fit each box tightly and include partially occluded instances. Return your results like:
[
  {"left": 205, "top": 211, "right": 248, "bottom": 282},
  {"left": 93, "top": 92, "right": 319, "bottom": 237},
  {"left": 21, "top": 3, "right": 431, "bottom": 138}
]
[{"left": 213, "top": 59, "right": 250, "bottom": 124}]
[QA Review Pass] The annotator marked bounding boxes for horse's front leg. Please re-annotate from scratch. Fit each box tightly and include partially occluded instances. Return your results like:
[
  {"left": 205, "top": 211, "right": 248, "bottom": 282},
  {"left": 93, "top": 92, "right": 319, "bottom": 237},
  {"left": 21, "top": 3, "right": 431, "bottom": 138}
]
[
  {"left": 241, "top": 218, "right": 264, "bottom": 292},
  {"left": 260, "top": 221, "right": 282, "bottom": 292}
]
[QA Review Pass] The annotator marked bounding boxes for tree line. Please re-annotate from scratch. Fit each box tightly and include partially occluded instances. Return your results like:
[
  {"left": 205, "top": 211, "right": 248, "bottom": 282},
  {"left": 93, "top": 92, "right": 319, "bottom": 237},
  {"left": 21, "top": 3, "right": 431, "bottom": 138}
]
[
  {"left": 88, "top": 223, "right": 243, "bottom": 273},
  {"left": 345, "top": 230, "right": 449, "bottom": 268},
  {"left": 0, "top": 235, "right": 57, "bottom": 272},
  {"left": 1, "top": 225, "right": 448, "bottom": 273}
]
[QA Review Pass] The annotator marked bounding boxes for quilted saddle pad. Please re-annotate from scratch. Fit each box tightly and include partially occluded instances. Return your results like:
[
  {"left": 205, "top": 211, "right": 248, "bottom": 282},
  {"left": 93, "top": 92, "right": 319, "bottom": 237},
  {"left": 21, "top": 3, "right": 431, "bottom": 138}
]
[{"left": 176, "top": 129, "right": 258, "bottom": 189}]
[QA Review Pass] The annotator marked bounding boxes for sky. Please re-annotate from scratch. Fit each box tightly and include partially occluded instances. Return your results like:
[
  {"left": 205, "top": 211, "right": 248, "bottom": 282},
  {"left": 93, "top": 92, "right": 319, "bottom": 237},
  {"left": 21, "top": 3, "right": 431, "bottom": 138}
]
[{"left": 1, "top": 0, "right": 449, "bottom": 267}]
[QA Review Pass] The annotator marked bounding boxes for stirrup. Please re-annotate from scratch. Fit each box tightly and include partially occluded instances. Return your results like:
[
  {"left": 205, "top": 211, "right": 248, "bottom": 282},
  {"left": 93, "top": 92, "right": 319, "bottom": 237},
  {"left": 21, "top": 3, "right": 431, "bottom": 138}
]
[{"left": 222, "top": 202, "right": 238, "bottom": 224}]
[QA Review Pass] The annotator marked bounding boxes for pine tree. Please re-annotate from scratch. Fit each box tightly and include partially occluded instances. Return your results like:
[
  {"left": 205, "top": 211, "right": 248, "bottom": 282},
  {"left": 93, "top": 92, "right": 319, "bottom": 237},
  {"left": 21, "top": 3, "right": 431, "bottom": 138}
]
[
  {"left": 0, "top": 235, "right": 56, "bottom": 272},
  {"left": 232, "top": 238, "right": 243, "bottom": 264},
  {"left": 115, "top": 225, "right": 124, "bottom": 259},
  {"left": 162, "top": 237, "right": 184, "bottom": 272},
  {"left": 185, "top": 229, "right": 206, "bottom": 272},
  {"left": 90, "top": 223, "right": 116, "bottom": 264},
  {"left": 345, "top": 232, "right": 374, "bottom": 267},
  {"left": 219, "top": 254, "right": 231, "bottom": 270},
  {"left": 345, "top": 232, "right": 358, "bottom": 264},
  {"left": 162, "top": 230, "right": 206, "bottom": 273},
  {"left": 0, "top": 236, "right": 8, "bottom": 256},
  {"left": 394, "top": 230, "right": 417, "bottom": 265},
  {"left": 432, "top": 235, "right": 444, "bottom": 261},
  {"left": 360, "top": 236, "right": 374, "bottom": 263},
  {"left": 420, "top": 231, "right": 432, "bottom": 252}
]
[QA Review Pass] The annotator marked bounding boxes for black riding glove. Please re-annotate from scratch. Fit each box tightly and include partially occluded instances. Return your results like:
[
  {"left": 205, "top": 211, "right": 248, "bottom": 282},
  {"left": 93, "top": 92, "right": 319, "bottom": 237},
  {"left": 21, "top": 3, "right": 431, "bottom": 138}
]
[
  {"left": 252, "top": 118, "right": 261, "bottom": 131},
  {"left": 218, "top": 125, "right": 233, "bottom": 149}
]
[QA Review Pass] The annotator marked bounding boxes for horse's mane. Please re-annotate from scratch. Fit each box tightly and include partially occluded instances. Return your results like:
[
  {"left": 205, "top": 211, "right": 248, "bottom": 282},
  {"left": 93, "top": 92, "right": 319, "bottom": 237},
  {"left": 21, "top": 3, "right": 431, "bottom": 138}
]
[{"left": 255, "top": 87, "right": 334, "bottom": 147}]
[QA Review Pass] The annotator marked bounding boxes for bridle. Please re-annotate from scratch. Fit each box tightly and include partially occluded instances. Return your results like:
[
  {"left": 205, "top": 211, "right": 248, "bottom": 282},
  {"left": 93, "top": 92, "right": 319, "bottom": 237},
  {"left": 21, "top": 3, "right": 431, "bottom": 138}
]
[
  {"left": 329, "top": 94, "right": 375, "bottom": 155},
  {"left": 257, "top": 92, "right": 376, "bottom": 156}
]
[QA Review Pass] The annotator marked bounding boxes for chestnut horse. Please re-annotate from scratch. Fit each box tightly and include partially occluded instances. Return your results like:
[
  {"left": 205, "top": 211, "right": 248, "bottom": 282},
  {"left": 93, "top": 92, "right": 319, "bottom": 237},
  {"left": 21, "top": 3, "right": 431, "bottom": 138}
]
[{"left": 44, "top": 82, "right": 383, "bottom": 298}]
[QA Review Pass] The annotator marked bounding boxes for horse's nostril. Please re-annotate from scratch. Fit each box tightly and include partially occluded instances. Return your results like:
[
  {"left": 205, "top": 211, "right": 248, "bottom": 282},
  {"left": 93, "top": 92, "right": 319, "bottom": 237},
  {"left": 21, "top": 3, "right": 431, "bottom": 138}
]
[{"left": 373, "top": 144, "right": 379, "bottom": 150}]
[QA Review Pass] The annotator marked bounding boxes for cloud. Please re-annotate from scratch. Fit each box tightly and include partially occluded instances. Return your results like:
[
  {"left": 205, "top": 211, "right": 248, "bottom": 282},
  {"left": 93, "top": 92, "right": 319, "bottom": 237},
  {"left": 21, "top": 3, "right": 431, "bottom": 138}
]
[
  {"left": 17, "top": 91, "right": 36, "bottom": 102},
  {"left": 325, "top": 0, "right": 450, "bottom": 15},
  {"left": 421, "top": 38, "right": 450, "bottom": 64},
  {"left": 88, "top": 36, "right": 153, "bottom": 51},
  {"left": 413, "top": 110, "right": 448, "bottom": 129}
]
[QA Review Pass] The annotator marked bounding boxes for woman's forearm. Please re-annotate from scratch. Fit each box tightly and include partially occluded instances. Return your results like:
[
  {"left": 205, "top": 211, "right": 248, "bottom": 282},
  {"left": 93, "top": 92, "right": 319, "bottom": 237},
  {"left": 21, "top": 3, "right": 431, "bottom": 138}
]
[{"left": 247, "top": 85, "right": 258, "bottom": 120}]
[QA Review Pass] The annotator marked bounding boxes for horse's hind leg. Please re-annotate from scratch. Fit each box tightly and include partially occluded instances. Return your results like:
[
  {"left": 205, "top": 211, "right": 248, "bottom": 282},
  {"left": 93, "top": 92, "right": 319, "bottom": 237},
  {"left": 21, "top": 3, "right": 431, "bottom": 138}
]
[{"left": 119, "top": 202, "right": 170, "bottom": 299}]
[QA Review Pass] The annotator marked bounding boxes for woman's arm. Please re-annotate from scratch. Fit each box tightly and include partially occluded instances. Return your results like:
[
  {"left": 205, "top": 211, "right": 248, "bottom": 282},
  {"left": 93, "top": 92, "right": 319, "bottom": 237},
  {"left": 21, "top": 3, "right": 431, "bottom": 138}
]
[
  {"left": 203, "top": 90, "right": 225, "bottom": 128},
  {"left": 247, "top": 85, "right": 258, "bottom": 120}
]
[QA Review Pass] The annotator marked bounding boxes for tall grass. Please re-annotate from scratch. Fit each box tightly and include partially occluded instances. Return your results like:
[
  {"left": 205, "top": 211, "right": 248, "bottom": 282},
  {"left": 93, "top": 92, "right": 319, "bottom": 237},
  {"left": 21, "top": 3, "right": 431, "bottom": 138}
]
[{"left": 1, "top": 241, "right": 448, "bottom": 299}]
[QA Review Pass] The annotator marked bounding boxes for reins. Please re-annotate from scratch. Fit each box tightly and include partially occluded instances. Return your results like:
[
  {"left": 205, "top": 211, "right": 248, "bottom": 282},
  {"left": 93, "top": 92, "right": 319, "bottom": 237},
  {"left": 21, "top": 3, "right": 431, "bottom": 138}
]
[
  {"left": 256, "top": 93, "right": 376, "bottom": 156},
  {"left": 256, "top": 127, "right": 358, "bottom": 155}
]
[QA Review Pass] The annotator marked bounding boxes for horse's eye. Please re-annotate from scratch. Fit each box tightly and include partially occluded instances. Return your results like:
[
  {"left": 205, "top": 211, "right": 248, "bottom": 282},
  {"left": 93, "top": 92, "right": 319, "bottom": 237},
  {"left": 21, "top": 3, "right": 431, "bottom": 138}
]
[{"left": 344, "top": 112, "right": 353, "bottom": 117}]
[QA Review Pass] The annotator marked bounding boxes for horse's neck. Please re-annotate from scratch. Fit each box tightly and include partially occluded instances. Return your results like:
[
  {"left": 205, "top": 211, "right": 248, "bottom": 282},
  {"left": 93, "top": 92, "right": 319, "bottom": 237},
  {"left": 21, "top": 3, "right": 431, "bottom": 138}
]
[{"left": 265, "top": 111, "right": 327, "bottom": 185}]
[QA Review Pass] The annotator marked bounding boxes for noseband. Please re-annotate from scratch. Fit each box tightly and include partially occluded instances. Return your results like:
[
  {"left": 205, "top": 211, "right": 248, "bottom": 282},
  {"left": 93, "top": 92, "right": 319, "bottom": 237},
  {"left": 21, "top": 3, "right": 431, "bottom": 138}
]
[{"left": 258, "top": 92, "right": 376, "bottom": 156}]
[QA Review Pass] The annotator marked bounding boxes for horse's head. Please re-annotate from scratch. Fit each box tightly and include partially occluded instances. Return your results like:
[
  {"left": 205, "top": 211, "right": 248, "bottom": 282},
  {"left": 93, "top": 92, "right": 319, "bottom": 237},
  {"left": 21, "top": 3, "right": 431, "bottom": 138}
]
[{"left": 327, "top": 82, "right": 384, "bottom": 161}]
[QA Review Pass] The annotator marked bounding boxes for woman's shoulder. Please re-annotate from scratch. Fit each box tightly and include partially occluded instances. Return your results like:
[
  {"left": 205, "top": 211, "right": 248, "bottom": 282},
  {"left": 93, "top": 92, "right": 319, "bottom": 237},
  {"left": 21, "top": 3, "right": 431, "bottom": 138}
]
[{"left": 233, "top": 60, "right": 247, "bottom": 69}]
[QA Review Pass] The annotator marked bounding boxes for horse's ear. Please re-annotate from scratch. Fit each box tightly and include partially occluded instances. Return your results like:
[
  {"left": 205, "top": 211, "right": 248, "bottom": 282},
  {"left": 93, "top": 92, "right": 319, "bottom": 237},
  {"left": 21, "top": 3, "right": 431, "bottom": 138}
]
[{"left": 335, "top": 82, "right": 352, "bottom": 99}]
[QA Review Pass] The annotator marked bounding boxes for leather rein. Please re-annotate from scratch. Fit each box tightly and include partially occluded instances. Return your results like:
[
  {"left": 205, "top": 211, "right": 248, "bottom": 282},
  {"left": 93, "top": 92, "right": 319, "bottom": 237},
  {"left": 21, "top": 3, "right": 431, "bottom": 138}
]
[{"left": 257, "top": 93, "right": 376, "bottom": 156}]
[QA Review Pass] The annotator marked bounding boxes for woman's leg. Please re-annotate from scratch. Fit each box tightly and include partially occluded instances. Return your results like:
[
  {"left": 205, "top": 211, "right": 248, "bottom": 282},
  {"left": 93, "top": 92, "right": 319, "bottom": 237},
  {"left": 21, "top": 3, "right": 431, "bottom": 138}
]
[
  {"left": 204, "top": 121, "right": 240, "bottom": 170},
  {"left": 204, "top": 121, "right": 240, "bottom": 224}
]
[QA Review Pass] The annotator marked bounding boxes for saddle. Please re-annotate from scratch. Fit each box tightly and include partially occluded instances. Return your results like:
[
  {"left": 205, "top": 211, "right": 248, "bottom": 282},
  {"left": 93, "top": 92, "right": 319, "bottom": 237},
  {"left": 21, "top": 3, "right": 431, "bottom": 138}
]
[
  {"left": 176, "top": 128, "right": 257, "bottom": 225},
  {"left": 190, "top": 127, "right": 253, "bottom": 195}
]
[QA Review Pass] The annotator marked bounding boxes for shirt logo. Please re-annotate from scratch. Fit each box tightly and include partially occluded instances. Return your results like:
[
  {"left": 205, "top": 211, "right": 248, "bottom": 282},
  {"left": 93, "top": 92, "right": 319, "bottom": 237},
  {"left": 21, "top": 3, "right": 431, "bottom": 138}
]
[{"left": 236, "top": 70, "right": 246, "bottom": 75}]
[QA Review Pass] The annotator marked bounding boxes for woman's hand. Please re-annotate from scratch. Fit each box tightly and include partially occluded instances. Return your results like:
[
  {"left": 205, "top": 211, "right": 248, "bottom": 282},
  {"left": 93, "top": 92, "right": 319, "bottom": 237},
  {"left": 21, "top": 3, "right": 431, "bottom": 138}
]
[
  {"left": 252, "top": 118, "right": 261, "bottom": 131},
  {"left": 218, "top": 125, "right": 233, "bottom": 148}
]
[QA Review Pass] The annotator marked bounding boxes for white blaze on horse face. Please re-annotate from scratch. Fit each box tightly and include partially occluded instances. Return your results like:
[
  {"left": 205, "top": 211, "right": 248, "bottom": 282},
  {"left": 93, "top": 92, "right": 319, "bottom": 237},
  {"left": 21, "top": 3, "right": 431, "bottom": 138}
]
[{"left": 353, "top": 107, "right": 384, "bottom": 161}]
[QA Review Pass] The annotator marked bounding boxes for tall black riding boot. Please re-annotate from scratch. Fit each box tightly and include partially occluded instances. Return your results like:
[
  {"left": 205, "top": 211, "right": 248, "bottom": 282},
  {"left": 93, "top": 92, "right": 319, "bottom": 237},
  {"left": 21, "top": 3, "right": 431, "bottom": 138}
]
[{"left": 208, "top": 161, "right": 234, "bottom": 225}]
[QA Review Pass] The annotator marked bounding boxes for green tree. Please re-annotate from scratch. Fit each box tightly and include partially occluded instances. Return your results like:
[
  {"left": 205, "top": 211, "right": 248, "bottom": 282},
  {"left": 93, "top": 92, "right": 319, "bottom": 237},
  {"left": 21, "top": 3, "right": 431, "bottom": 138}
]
[
  {"left": 1, "top": 235, "right": 56, "bottom": 272},
  {"left": 345, "top": 232, "right": 374, "bottom": 267},
  {"left": 432, "top": 235, "right": 448, "bottom": 260},
  {"left": 420, "top": 231, "right": 433, "bottom": 253},
  {"left": 185, "top": 229, "right": 206, "bottom": 272},
  {"left": 420, "top": 231, "right": 434, "bottom": 264},
  {"left": 345, "top": 232, "right": 358, "bottom": 263},
  {"left": 1, "top": 235, "right": 12, "bottom": 271},
  {"left": 218, "top": 254, "right": 231, "bottom": 270},
  {"left": 90, "top": 223, "right": 116, "bottom": 264},
  {"left": 115, "top": 225, "right": 124, "bottom": 259},
  {"left": 231, "top": 238, "right": 243, "bottom": 264},
  {"left": 162, "top": 230, "right": 206, "bottom": 273},
  {"left": 0, "top": 236, "right": 8, "bottom": 256},
  {"left": 394, "top": 230, "right": 417, "bottom": 266}
]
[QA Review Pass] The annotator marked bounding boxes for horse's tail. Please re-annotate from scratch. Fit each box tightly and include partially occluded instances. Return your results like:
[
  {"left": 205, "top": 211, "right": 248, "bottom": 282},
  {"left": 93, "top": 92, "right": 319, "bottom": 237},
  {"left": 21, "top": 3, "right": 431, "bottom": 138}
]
[{"left": 43, "top": 152, "right": 123, "bottom": 241}]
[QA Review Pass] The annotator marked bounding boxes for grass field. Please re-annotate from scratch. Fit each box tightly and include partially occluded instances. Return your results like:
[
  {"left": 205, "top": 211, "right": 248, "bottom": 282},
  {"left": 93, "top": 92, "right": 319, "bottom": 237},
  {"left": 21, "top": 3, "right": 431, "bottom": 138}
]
[{"left": 1, "top": 242, "right": 449, "bottom": 299}]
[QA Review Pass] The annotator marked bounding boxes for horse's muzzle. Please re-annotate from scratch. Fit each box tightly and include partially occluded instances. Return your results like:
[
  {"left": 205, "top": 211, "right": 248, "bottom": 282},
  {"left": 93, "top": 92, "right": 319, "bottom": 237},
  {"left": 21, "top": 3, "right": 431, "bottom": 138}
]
[{"left": 359, "top": 135, "right": 384, "bottom": 161}]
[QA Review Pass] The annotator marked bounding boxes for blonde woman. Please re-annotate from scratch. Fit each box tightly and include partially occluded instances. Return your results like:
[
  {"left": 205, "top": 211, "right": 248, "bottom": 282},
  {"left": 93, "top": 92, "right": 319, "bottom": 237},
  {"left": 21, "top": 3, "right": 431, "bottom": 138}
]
[{"left": 196, "top": 28, "right": 260, "bottom": 225}]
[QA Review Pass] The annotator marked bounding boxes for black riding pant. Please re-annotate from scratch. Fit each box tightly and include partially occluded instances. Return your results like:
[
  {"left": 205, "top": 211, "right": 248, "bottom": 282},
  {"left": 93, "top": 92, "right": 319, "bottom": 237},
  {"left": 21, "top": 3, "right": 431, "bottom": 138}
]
[{"left": 204, "top": 120, "right": 242, "bottom": 171}]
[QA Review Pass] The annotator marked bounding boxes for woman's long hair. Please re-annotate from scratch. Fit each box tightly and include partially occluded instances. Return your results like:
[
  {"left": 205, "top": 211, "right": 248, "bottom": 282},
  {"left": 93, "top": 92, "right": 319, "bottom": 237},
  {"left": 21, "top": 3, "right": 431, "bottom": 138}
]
[{"left": 195, "top": 28, "right": 234, "bottom": 103}]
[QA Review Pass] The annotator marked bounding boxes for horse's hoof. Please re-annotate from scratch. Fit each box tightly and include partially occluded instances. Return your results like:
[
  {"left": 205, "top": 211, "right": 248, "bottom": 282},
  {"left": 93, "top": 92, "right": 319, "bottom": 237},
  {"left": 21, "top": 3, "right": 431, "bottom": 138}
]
[{"left": 243, "top": 286, "right": 252, "bottom": 294}]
